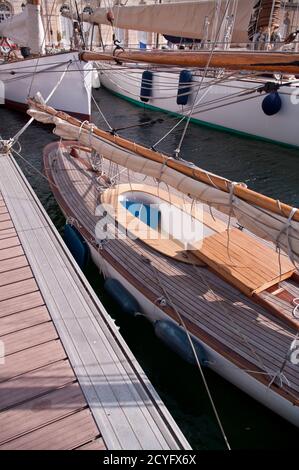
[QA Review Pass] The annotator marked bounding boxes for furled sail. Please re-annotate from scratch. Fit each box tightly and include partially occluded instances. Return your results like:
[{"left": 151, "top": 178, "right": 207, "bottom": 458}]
[
  {"left": 63, "top": 0, "right": 257, "bottom": 45},
  {"left": 27, "top": 100, "right": 299, "bottom": 265},
  {"left": 0, "top": 1, "right": 45, "bottom": 54}
]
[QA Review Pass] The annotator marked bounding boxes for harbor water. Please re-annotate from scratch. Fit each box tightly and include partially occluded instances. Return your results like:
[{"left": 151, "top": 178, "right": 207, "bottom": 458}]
[{"left": 1, "top": 87, "right": 299, "bottom": 449}]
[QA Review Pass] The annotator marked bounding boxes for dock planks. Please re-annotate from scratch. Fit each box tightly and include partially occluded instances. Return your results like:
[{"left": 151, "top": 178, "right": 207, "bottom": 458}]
[
  {"left": 0, "top": 153, "right": 189, "bottom": 450},
  {"left": 0, "top": 190, "right": 103, "bottom": 450}
]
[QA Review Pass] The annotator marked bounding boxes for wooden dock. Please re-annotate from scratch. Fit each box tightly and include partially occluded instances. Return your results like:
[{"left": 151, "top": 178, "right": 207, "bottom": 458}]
[{"left": 0, "top": 151, "right": 190, "bottom": 450}]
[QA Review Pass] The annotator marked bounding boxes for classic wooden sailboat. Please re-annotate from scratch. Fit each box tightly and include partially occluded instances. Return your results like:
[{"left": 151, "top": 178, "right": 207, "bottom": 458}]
[
  {"left": 77, "top": 0, "right": 299, "bottom": 146},
  {"left": 27, "top": 98, "right": 299, "bottom": 428},
  {"left": 0, "top": 0, "right": 92, "bottom": 120}
]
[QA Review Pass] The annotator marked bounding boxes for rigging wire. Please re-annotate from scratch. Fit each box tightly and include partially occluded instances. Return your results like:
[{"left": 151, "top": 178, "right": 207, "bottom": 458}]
[
  {"left": 10, "top": 146, "right": 59, "bottom": 189},
  {"left": 27, "top": 0, "right": 58, "bottom": 99},
  {"left": 174, "top": 0, "right": 234, "bottom": 158},
  {"left": 146, "top": 257, "right": 231, "bottom": 450},
  {"left": 12, "top": 60, "right": 73, "bottom": 144},
  {"left": 73, "top": 53, "right": 114, "bottom": 131}
]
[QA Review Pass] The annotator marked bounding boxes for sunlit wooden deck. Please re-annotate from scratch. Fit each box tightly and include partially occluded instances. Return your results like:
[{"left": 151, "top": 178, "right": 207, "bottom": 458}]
[
  {"left": 0, "top": 152, "right": 190, "bottom": 450},
  {"left": 44, "top": 142, "right": 299, "bottom": 412}
]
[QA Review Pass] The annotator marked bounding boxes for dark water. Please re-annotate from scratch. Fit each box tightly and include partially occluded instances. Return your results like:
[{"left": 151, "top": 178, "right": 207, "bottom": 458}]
[{"left": 1, "top": 88, "right": 299, "bottom": 450}]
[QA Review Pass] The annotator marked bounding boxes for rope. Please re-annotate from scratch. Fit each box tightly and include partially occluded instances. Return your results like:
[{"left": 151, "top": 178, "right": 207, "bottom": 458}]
[
  {"left": 275, "top": 206, "right": 298, "bottom": 267},
  {"left": 10, "top": 146, "right": 59, "bottom": 189},
  {"left": 146, "top": 259, "right": 231, "bottom": 450},
  {"left": 27, "top": 0, "right": 58, "bottom": 99},
  {"left": 12, "top": 60, "right": 73, "bottom": 144},
  {"left": 72, "top": 56, "right": 113, "bottom": 131},
  {"left": 174, "top": 0, "right": 233, "bottom": 158}
]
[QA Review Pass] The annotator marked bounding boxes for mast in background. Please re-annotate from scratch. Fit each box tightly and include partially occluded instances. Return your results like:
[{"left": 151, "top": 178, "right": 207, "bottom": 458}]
[
  {"left": 155, "top": 0, "right": 162, "bottom": 49},
  {"left": 27, "top": 0, "right": 46, "bottom": 53}
]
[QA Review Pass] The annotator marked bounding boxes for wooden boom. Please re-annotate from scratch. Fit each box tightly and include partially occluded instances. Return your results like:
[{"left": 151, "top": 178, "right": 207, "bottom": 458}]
[
  {"left": 80, "top": 50, "right": 299, "bottom": 74},
  {"left": 28, "top": 98, "right": 299, "bottom": 222}
]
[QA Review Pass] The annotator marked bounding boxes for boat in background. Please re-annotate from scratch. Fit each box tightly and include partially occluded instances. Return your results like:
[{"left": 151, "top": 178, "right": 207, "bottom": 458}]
[
  {"left": 97, "top": 62, "right": 299, "bottom": 147},
  {"left": 1, "top": 51, "right": 92, "bottom": 120},
  {"left": 0, "top": 0, "right": 92, "bottom": 120},
  {"left": 83, "top": 0, "right": 299, "bottom": 147}
]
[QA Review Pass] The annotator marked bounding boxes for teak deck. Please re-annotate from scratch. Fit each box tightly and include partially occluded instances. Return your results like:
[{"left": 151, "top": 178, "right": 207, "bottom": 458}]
[
  {"left": 102, "top": 183, "right": 295, "bottom": 294},
  {"left": 0, "top": 152, "right": 190, "bottom": 451},
  {"left": 194, "top": 228, "right": 295, "bottom": 296},
  {"left": 44, "top": 144, "right": 299, "bottom": 410}
]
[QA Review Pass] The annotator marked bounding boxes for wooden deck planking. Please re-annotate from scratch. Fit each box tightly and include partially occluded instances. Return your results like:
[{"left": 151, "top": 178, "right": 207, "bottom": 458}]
[
  {"left": 0, "top": 409, "right": 101, "bottom": 450},
  {"left": 0, "top": 291, "right": 45, "bottom": 318},
  {"left": 48, "top": 148, "right": 299, "bottom": 399},
  {"left": 0, "top": 383, "right": 87, "bottom": 445},
  {"left": 193, "top": 229, "right": 295, "bottom": 296},
  {"left": 0, "top": 153, "right": 189, "bottom": 450},
  {"left": 0, "top": 245, "right": 24, "bottom": 261},
  {"left": 0, "top": 341, "right": 67, "bottom": 383},
  {"left": 0, "top": 228, "right": 17, "bottom": 240},
  {"left": 0, "top": 266, "right": 33, "bottom": 287},
  {"left": 107, "top": 241, "right": 299, "bottom": 385},
  {"left": 0, "top": 360, "right": 75, "bottom": 411},
  {"left": 76, "top": 438, "right": 106, "bottom": 450},
  {"left": 0, "top": 278, "right": 39, "bottom": 303},
  {"left": 2, "top": 322, "right": 58, "bottom": 356},
  {"left": 0, "top": 185, "right": 103, "bottom": 450},
  {"left": 0, "top": 236, "right": 20, "bottom": 250},
  {"left": 18, "top": 225, "right": 177, "bottom": 450},
  {"left": 107, "top": 235, "right": 293, "bottom": 348},
  {"left": 0, "top": 306, "right": 50, "bottom": 336},
  {"left": 0, "top": 220, "right": 14, "bottom": 231}
]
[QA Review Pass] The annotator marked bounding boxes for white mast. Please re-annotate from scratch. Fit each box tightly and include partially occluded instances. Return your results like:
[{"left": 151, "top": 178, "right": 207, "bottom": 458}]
[{"left": 27, "top": 0, "right": 45, "bottom": 54}]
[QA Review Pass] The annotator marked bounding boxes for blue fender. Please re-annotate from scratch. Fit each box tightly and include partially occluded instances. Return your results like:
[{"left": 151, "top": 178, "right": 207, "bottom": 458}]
[
  {"left": 104, "top": 278, "right": 140, "bottom": 316},
  {"left": 140, "top": 70, "right": 153, "bottom": 102},
  {"left": 262, "top": 91, "right": 282, "bottom": 116},
  {"left": 155, "top": 320, "right": 207, "bottom": 365},
  {"left": 177, "top": 69, "right": 193, "bottom": 106},
  {"left": 64, "top": 224, "right": 89, "bottom": 270}
]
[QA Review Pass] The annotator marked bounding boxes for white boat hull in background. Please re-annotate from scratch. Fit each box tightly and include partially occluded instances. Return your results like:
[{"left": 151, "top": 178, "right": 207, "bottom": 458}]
[
  {"left": 97, "top": 62, "right": 299, "bottom": 148},
  {"left": 0, "top": 52, "right": 92, "bottom": 120}
]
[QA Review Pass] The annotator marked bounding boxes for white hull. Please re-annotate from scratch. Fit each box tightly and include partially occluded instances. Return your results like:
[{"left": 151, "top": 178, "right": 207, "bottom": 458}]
[
  {"left": 87, "top": 243, "right": 299, "bottom": 429},
  {"left": 1, "top": 52, "right": 92, "bottom": 119},
  {"left": 97, "top": 62, "right": 299, "bottom": 148}
]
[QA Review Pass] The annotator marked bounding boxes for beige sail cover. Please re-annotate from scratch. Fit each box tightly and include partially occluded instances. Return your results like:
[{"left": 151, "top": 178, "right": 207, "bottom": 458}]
[
  {"left": 0, "top": 4, "right": 45, "bottom": 54},
  {"left": 65, "top": 0, "right": 256, "bottom": 45},
  {"left": 27, "top": 107, "right": 299, "bottom": 265}
]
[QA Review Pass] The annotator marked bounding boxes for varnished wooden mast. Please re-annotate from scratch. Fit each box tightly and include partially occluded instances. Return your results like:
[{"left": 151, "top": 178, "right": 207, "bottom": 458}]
[
  {"left": 80, "top": 50, "right": 299, "bottom": 74},
  {"left": 28, "top": 98, "right": 299, "bottom": 222}
]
